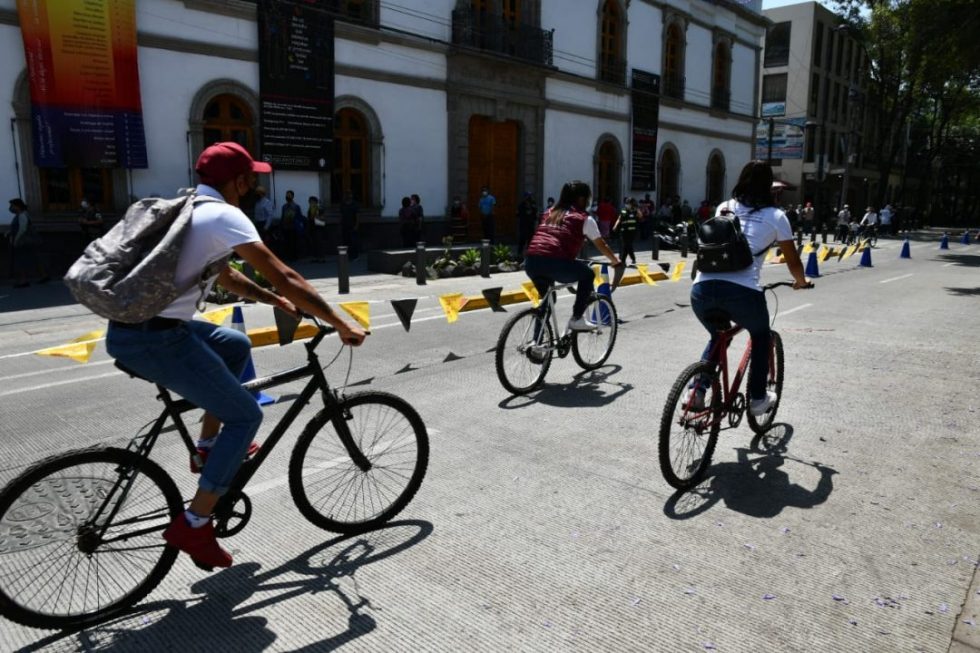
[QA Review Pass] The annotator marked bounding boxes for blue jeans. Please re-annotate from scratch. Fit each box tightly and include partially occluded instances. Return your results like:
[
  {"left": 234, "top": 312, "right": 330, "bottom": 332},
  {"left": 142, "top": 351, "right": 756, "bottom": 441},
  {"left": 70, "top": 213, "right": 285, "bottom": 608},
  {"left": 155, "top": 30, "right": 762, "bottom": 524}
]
[
  {"left": 690, "top": 280, "right": 771, "bottom": 401},
  {"left": 106, "top": 321, "right": 263, "bottom": 496},
  {"left": 524, "top": 255, "right": 594, "bottom": 319}
]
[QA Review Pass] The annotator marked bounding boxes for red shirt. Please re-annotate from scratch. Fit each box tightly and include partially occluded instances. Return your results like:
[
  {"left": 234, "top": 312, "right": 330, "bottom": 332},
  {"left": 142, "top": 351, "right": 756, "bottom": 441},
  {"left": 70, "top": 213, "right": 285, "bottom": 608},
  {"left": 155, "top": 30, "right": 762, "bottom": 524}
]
[
  {"left": 526, "top": 209, "right": 588, "bottom": 260},
  {"left": 597, "top": 201, "right": 617, "bottom": 225}
]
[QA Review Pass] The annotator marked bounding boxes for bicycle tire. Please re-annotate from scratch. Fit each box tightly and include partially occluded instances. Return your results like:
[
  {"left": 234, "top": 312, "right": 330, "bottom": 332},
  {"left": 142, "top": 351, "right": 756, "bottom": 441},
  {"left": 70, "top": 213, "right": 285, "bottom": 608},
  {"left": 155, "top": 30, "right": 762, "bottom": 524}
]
[
  {"left": 658, "top": 362, "right": 721, "bottom": 490},
  {"left": 571, "top": 295, "right": 618, "bottom": 370},
  {"left": 0, "top": 447, "right": 181, "bottom": 630},
  {"left": 494, "top": 308, "right": 553, "bottom": 395},
  {"left": 289, "top": 391, "right": 429, "bottom": 534},
  {"left": 747, "top": 331, "right": 784, "bottom": 435}
]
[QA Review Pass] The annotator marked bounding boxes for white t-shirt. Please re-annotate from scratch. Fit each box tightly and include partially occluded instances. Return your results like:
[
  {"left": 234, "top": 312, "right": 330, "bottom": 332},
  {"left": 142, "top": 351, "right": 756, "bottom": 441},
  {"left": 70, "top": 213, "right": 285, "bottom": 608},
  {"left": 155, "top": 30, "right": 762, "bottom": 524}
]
[
  {"left": 583, "top": 216, "right": 601, "bottom": 240},
  {"left": 694, "top": 200, "right": 794, "bottom": 291},
  {"left": 861, "top": 212, "right": 878, "bottom": 226},
  {"left": 159, "top": 185, "right": 261, "bottom": 320},
  {"left": 880, "top": 207, "right": 893, "bottom": 225}
]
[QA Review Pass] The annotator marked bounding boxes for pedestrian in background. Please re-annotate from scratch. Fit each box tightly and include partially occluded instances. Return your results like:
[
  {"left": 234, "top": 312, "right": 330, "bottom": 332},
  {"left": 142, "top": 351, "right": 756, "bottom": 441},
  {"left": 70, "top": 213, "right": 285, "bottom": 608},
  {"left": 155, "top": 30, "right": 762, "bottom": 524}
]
[
  {"left": 479, "top": 186, "right": 496, "bottom": 243},
  {"left": 835, "top": 205, "right": 850, "bottom": 243},
  {"left": 78, "top": 198, "right": 104, "bottom": 241},
  {"left": 613, "top": 197, "right": 640, "bottom": 264},
  {"left": 879, "top": 203, "right": 893, "bottom": 236},
  {"left": 596, "top": 197, "right": 617, "bottom": 239},
  {"left": 307, "top": 196, "right": 325, "bottom": 262},
  {"left": 399, "top": 196, "right": 416, "bottom": 247},
  {"left": 411, "top": 194, "right": 424, "bottom": 244},
  {"left": 339, "top": 192, "right": 359, "bottom": 260},
  {"left": 254, "top": 186, "right": 275, "bottom": 238},
  {"left": 639, "top": 193, "right": 655, "bottom": 240},
  {"left": 801, "top": 201, "right": 815, "bottom": 236},
  {"left": 516, "top": 192, "right": 537, "bottom": 256},
  {"left": 449, "top": 195, "right": 469, "bottom": 241},
  {"left": 280, "top": 190, "right": 304, "bottom": 260},
  {"left": 8, "top": 198, "right": 49, "bottom": 288}
]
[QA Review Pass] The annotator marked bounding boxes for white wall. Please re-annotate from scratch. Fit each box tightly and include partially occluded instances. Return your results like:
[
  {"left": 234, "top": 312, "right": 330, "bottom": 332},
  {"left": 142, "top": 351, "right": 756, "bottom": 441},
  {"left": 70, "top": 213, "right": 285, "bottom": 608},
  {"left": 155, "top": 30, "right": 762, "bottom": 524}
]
[
  {"left": 627, "top": 3, "right": 662, "bottom": 75},
  {"left": 335, "top": 76, "right": 447, "bottom": 218},
  {"left": 730, "top": 43, "right": 758, "bottom": 117},
  {"left": 546, "top": 78, "right": 629, "bottom": 115},
  {"left": 657, "top": 129, "right": 750, "bottom": 204},
  {"left": 685, "top": 24, "right": 714, "bottom": 109},
  {"left": 137, "top": 0, "right": 257, "bottom": 49},
  {"left": 0, "top": 23, "right": 26, "bottom": 227},
  {"left": 544, "top": 1, "right": 597, "bottom": 78},
  {"left": 543, "top": 109, "right": 629, "bottom": 200},
  {"left": 335, "top": 39, "right": 446, "bottom": 81}
]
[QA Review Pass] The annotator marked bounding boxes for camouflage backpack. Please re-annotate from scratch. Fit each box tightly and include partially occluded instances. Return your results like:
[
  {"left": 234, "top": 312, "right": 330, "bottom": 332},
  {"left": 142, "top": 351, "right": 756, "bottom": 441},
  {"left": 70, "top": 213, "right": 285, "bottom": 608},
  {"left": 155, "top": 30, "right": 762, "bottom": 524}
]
[{"left": 64, "top": 193, "right": 228, "bottom": 323}]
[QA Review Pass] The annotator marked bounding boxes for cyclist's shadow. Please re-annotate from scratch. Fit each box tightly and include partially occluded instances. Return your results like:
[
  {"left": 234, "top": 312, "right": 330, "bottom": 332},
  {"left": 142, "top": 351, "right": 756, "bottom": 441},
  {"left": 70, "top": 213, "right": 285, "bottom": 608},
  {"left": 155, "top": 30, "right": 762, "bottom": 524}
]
[
  {"left": 18, "top": 520, "right": 433, "bottom": 653},
  {"left": 498, "top": 364, "right": 634, "bottom": 410},
  {"left": 663, "top": 424, "right": 838, "bottom": 520}
]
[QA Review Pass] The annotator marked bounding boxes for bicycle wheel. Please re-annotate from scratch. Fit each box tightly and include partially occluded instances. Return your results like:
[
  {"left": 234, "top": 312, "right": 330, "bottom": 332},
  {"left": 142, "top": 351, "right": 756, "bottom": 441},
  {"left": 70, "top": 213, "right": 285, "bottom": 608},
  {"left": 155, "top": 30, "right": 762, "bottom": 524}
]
[
  {"left": 747, "top": 330, "right": 784, "bottom": 435},
  {"left": 658, "top": 362, "right": 722, "bottom": 490},
  {"left": 0, "top": 447, "right": 181, "bottom": 630},
  {"left": 494, "top": 307, "right": 554, "bottom": 395},
  {"left": 572, "top": 294, "right": 618, "bottom": 370},
  {"left": 289, "top": 391, "right": 429, "bottom": 534}
]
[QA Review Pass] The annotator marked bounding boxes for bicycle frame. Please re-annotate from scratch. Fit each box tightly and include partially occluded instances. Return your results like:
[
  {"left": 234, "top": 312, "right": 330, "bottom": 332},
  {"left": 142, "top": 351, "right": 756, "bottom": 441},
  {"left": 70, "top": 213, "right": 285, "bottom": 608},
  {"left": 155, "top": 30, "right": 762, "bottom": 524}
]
[
  {"left": 96, "top": 325, "right": 365, "bottom": 543},
  {"left": 706, "top": 324, "right": 752, "bottom": 414}
]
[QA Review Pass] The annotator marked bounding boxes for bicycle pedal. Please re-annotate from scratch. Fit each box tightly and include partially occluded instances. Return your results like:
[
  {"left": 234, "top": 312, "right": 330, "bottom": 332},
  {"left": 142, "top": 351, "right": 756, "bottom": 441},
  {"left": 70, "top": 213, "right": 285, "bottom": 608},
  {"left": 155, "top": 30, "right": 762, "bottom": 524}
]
[{"left": 192, "top": 560, "right": 215, "bottom": 572}]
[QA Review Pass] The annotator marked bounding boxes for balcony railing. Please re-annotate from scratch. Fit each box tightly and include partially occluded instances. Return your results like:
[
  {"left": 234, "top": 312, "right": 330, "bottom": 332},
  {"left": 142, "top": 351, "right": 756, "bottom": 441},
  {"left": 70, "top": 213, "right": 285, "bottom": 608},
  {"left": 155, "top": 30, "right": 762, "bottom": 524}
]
[
  {"left": 711, "top": 86, "right": 731, "bottom": 112},
  {"left": 599, "top": 55, "right": 627, "bottom": 86},
  {"left": 663, "top": 75, "right": 685, "bottom": 100},
  {"left": 451, "top": 8, "right": 554, "bottom": 67}
]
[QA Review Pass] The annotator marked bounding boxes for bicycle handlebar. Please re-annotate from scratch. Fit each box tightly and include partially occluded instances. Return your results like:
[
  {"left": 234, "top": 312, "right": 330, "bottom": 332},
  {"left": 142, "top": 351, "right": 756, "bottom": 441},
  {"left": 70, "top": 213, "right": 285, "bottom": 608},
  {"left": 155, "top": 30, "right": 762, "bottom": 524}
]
[{"left": 762, "top": 281, "right": 814, "bottom": 290}]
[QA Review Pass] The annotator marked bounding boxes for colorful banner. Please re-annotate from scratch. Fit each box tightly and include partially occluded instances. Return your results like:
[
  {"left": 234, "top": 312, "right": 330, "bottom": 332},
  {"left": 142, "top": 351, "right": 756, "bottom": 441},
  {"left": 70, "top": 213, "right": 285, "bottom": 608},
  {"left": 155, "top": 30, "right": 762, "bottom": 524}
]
[
  {"left": 754, "top": 118, "right": 807, "bottom": 161},
  {"left": 257, "top": 0, "right": 334, "bottom": 171},
  {"left": 17, "top": 0, "right": 148, "bottom": 168}
]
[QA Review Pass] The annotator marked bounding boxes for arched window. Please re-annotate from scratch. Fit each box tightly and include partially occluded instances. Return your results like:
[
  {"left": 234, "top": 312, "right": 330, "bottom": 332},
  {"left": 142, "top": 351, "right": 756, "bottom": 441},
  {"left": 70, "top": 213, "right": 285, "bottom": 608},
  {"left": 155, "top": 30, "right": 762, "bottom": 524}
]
[
  {"left": 706, "top": 152, "right": 726, "bottom": 206},
  {"left": 595, "top": 138, "right": 622, "bottom": 204},
  {"left": 663, "top": 23, "right": 685, "bottom": 99},
  {"left": 332, "top": 108, "right": 370, "bottom": 205},
  {"left": 599, "top": 1, "right": 625, "bottom": 84},
  {"left": 203, "top": 94, "right": 255, "bottom": 152},
  {"left": 658, "top": 146, "right": 679, "bottom": 205},
  {"left": 711, "top": 41, "right": 731, "bottom": 111}
]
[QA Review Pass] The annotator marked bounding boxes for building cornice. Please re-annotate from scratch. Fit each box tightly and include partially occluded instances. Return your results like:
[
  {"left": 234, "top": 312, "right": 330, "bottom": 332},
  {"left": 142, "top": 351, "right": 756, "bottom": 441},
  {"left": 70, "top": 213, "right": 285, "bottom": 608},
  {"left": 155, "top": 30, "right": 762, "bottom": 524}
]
[
  {"left": 658, "top": 119, "right": 754, "bottom": 145},
  {"left": 638, "top": 0, "right": 765, "bottom": 50}
]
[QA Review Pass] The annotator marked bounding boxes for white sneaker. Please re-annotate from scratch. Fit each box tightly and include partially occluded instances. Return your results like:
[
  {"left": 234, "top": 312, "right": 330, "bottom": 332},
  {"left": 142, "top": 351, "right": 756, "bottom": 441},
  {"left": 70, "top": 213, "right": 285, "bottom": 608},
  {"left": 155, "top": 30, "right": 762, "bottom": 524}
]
[
  {"left": 567, "top": 316, "right": 596, "bottom": 332},
  {"left": 749, "top": 391, "right": 778, "bottom": 416},
  {"left": 682, "top": 389, "right": 706, "bottom": 412}
]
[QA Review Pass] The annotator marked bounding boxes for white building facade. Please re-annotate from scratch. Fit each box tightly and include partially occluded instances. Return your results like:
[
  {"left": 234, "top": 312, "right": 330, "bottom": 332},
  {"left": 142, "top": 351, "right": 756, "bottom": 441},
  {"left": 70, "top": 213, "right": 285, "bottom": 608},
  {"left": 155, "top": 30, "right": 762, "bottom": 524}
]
[{"left": 0, "top": 0, "right": 767, "bottom": 255}]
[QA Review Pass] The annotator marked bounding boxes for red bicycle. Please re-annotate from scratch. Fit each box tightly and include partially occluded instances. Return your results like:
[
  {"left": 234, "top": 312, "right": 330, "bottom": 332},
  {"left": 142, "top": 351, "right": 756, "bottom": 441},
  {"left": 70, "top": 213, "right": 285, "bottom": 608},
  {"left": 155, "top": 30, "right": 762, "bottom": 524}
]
[{"left": 658, "top": 281, "right": 805, "bottom": 490}]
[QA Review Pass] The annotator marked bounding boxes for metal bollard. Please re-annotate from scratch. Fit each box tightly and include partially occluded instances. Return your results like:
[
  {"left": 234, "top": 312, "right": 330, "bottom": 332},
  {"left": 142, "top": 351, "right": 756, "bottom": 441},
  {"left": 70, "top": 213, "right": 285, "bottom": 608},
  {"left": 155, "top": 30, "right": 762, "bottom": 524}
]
[
  {"left": 651, "top": 234, "right": 660, "bottom": 260},
  {"left": 337, "top": 246, "right": 350, "bottom": 294},
  {"left": 821, "top": 226, "right": 828, "bottom": 244},
  {"left": 796, "top": 230, "right": 803, "bottom": 247},
  {"left": 481, "top": 239, "right": 491, "bottom": 278},
  {"left": 810, "top": 228, "right": 817, "bottom": 244},
  {"left": 680, "top": 232, "right": 688, "bottom": 258},
  {"left": 415, "top": 241, "right": 427, "bottom": 285}
]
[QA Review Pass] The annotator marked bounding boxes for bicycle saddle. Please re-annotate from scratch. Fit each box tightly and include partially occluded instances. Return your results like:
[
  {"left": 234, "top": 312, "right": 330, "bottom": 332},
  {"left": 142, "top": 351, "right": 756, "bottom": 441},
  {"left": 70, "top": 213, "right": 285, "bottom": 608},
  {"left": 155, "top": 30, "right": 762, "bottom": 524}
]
[
  {"left": 702, "top": 308, "right": 733, "bottom": 331},
  {"left": 114, "top": 361, "right": 151, "bottom": 383}
]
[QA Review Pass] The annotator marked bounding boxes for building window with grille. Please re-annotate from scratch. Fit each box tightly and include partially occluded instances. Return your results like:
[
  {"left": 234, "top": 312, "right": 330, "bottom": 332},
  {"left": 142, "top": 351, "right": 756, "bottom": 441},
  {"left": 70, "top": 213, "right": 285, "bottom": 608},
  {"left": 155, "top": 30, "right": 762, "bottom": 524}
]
[
  {"left": 331, "top": 108, "right": 370, "bottom": 206},
  {"left": 203, "top": 94, "right": 255, "bottom": 152},
  {"left": 595, "top": 138, "right": 622, "bottom": 203},
  {"left": 764, "top": 21, "right": 791, "bottom": 67},
  {"left": 762, "top": 73, "right": 788, "bottom": 105},
  {"left": 711, "top": 41, "right": 731, "bottom": 111},
  {"left": 599, "top": 1, "right": 625, "bottom": 84},
  {"left": 663, "top": 22, "right": 685, "bottom": 99},
  {"left": 39, "top": 167, "right": 114, "bottom": 213}
]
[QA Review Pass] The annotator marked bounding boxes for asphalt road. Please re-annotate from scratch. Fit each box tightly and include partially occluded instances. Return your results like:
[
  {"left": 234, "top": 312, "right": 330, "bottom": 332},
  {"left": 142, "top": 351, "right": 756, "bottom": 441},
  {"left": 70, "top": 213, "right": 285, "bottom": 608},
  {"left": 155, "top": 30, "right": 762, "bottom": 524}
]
[{"left": 0, "top": 234, "right": 977, "bottom": 652}]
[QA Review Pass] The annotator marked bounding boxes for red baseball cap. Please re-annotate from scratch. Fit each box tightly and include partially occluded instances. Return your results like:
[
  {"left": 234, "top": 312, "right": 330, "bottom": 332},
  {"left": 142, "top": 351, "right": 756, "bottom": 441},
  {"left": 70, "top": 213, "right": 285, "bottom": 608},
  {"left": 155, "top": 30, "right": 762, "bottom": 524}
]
[{"left": 196, "top": 142, "right": 272, "bottom": 186}]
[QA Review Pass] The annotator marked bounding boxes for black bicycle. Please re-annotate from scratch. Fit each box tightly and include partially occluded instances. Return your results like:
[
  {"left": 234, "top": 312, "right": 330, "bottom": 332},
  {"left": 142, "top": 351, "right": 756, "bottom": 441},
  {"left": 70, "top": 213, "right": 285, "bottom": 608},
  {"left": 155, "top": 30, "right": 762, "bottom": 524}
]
[{"left": 0, "top": 316, "right": 428, "bottom": 630}]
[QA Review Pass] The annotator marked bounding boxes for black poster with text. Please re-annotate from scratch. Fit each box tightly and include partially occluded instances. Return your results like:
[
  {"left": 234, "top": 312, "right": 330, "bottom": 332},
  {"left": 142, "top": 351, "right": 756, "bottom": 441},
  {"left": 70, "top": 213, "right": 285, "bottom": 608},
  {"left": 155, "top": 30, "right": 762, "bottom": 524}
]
[
  {"left": 258, "top": 0, "right": 334, "bottom": 171},
  {"left": 631, "top": 69, "right": 660, "bottom": 191}
]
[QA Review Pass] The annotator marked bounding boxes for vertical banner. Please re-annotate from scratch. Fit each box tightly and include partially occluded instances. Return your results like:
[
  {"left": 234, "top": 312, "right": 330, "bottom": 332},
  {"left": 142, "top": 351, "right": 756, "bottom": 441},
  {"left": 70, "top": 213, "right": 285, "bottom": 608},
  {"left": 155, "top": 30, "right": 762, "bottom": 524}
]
[
  {"left": 630, "top": 69, "right": 660, "bottom": 191},
  {"left": 257, "top": 0, "right": 334, "bottom": 171},
  {"left": 17, "top": 0, "right": 148, "bottom": 168}
]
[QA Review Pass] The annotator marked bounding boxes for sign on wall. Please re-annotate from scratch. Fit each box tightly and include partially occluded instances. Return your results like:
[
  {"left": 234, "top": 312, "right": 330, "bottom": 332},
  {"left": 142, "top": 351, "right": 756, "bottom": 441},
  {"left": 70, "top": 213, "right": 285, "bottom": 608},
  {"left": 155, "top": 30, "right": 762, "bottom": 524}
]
[
  {"left": 257, "top": 0, "right": 334, "bottom": 171},
  {"left": 761, "top": 102, "right": 786, "bottom": 118},
  {"left": 754, "top": 117, "right": 807, "bottom": 160},
  {"left": 630, "top": 69, "right": 661, "bottom": 191},
  {"left": 17, "top": 0, "right": 148, "bottom": 168}
]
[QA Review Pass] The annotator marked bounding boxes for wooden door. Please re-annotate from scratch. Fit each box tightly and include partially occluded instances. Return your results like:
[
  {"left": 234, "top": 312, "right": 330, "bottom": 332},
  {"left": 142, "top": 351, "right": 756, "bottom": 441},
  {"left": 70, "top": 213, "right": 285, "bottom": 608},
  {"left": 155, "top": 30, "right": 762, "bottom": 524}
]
[{"left": 468, "top": 115, "right": 519, "bottom": 241}]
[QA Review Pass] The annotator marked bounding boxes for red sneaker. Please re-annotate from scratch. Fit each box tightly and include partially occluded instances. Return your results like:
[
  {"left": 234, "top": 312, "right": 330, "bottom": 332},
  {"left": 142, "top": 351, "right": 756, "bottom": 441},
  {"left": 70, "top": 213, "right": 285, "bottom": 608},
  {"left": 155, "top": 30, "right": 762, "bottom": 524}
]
[
  {"left": 190, "top": 441, "right": 261, "bottom": 474},
  {"left": 163, "top": 515, "right": 233, "bottom": 570}
]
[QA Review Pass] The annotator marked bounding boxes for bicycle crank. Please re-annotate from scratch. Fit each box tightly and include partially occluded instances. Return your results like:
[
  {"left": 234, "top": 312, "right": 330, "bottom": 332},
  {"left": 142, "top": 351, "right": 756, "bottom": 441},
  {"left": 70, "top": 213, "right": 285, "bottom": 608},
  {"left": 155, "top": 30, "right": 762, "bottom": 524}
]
[
  {"left": 728, "top": 394, "right": 745, "bottom": 428},
  {"left": 214, "top": 491, "right": 252, "bottom": 538}
]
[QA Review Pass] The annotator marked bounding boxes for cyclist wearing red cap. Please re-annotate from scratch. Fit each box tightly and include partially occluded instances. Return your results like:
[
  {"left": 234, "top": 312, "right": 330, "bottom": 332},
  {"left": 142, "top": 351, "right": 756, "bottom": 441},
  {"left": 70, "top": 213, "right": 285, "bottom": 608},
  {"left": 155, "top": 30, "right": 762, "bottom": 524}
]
[{"left": 105, "top": 141, "right": 366, "bottom": 570}]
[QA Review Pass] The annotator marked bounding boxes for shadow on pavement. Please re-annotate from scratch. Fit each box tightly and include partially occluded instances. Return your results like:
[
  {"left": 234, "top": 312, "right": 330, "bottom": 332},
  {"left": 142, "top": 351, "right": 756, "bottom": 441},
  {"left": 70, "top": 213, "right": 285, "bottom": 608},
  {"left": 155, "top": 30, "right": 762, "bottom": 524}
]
[
  {"left": 17, "top": 520, "right": 433, "bottom": 653},
  {"left": 663, "top": 424, "right": 837, "bottom": 520},
  {"left": 937, "top": 253, "right": 980, "bottom": 268},
  {"left": 944, "top": 286, "right": 980, "bottom": 296},
  {"left": 497, "top": 364, "right": 633, "bottom": 410}
]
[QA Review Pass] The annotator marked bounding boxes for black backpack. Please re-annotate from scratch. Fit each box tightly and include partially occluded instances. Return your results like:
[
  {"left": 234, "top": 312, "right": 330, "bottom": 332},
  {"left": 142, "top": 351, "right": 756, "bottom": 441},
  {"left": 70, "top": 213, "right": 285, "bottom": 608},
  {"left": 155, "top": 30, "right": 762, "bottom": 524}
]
[{"left": 695, "top": 202, "right": 770, "bottom": 273}]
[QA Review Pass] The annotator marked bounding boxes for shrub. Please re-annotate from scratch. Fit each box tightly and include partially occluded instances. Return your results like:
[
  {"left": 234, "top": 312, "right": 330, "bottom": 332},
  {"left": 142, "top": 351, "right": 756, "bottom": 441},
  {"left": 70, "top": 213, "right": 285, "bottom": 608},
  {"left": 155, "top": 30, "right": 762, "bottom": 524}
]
[
  {"left": 458, "top": 248, "right": 480, "bottom": 267},
  {"left": 492, "top": 244, "right": 513, "bottom": 264}
]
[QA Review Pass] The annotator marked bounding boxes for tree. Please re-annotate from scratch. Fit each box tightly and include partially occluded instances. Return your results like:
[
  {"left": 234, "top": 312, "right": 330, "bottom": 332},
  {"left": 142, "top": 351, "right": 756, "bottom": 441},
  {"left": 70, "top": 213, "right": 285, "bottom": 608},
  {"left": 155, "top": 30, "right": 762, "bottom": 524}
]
[{"left": 835, "top": 0, "right": 980, "bottom": 220}]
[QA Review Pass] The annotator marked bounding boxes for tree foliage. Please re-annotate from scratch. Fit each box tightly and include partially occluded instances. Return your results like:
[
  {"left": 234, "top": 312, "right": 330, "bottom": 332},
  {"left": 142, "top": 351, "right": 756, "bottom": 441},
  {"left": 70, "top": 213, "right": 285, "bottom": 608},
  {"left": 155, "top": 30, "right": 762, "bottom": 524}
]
[{"left": 835, "top": 0, "right": 980, "bottom": 221}]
